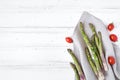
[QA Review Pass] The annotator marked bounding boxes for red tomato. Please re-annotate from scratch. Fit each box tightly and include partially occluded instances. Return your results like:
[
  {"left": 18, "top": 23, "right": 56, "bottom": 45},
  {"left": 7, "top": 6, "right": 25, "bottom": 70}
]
[
  {"left": 108, "top": 56, "right": 115, "bottom": 65},
  {"left": 65, "top": 37, "right": 73, "bottom": 43},
  {"left": 109, "top": 34, "right": 118, "bottom": 42},
  {"left": 107, "top": 23, "right": 114, "bottom": 31}
]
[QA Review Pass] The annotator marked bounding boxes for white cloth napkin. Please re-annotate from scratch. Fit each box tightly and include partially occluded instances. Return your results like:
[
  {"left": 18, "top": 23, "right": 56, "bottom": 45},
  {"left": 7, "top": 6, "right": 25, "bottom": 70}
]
[{"left": 72, "top": 12, "right": 120, "bottom": 80}]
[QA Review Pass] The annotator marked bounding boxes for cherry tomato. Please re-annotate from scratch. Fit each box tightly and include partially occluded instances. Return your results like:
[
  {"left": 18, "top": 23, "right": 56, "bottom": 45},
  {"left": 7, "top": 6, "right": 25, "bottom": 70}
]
[
  {"left": 107, "top": 23, "right": 114, "bottom": 31},
  {"left": 108, "top": 56, "right": 115, "bottom": 65},
  {"left": 109, "top": 34, "right": 118, "bottom": 42},
  {"left": 65, "top": 37, "right": 73, "bottom": 43}
]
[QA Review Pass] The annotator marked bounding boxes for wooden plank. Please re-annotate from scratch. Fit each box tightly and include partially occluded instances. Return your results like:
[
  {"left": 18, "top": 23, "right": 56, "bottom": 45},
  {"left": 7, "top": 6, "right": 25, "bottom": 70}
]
[
  {"left": 0, "top": 28, "right": 73, "bottom": 47},
  {"left": 0, "top": 27, "right": 73, "bottom": 66},
  {"left": 0, "top": 10, "right": 120, "bottom": 27},
  {"left": 0, "top": 68, "right": 74, "bottom": 80},
  {"left": 0, "top": 47, "right": 72, "bottom": 65}
]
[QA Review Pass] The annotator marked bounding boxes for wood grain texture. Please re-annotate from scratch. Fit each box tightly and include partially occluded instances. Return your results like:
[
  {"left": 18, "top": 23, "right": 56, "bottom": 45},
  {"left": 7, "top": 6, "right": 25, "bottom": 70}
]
[{"left": 0, "top": 0, "right": 120, "bottom": 80}]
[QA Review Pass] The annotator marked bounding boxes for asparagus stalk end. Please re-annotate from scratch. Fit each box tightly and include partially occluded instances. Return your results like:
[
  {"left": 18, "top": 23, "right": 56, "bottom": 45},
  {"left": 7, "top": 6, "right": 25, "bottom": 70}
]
[{"left": 70, "top": 62, "right": 80, "bottom": 80}]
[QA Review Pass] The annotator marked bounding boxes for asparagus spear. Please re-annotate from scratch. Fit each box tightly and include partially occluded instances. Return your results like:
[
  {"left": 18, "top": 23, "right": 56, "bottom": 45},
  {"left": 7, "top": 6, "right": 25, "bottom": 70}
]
[
  {"left": 89, "top": 23, "right": 108, "bottom": 71},
  {"left": 67, "top": 49, "right": 86, "bottom": 80},
  {"left": 70, "top": 62, "right": 80, "bottom": 80},
  {"left": 98, "top": 31, "right": 109, "bottom": 71},
  {"left": 91, "top": 34, "right": 103, "bottom": 70},
  {"left": 89, "top": 23, "right": 99, "bottom": 52},
  {"left": 79, "top": 22, "right": 104, "bottom": 80},
  {"left": 85, "top": 47, "right": 98, "bottom": 78}
]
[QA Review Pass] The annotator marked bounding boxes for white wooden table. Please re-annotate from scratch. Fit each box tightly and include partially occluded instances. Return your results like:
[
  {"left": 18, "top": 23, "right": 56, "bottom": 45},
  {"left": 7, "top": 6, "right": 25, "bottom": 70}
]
[{"left": 0, "top": 0, "right": 120, "bottom": 80}]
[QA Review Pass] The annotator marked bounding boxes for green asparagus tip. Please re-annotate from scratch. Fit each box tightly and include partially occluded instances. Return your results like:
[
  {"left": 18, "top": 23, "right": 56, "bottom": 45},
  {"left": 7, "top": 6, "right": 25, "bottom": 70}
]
[
  {"left": 70, "top": 62, "right": 75, "bottom": 68},
  {"left": 89, "top": 23, "right": 93, "bottom": 26},
  {"left": 89, "top": 23, "right": 95, "bottom": 32},
  {"left": 98, "top": 31, "right": 102, "bottom": 44},
  {"left": 98, "top": 31, "right": 101, "bottom": 36},
  {"left": 67, "top": 48, "right": 72, "bottom": 53},
  {"left": 80, "top": 22, "right": 84, "bottom": 30},
  {"left": 89, "top": 23, "right": 93, "bottom": 27},
  {"left": 80, "top": 22, "right": 83, "bottom": 24}
]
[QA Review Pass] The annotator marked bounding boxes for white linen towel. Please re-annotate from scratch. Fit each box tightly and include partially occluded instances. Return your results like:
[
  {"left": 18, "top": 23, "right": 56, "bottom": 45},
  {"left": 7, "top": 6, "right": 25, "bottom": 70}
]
[{"left": 72, "top": 12, "right": 120, "bottom": 80}]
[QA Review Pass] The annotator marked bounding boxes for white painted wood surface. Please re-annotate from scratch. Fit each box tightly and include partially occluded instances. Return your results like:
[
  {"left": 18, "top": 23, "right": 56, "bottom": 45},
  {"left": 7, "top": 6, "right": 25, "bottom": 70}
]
[{"left": 0, "top": 0, "right": 120, "bottom": 80}]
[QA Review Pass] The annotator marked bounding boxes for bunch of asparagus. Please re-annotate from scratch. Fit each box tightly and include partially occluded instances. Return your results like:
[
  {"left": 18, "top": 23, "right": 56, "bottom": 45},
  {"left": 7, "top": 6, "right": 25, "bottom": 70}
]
[{"left": 67, "top": 22, "right": 108, "bottom": 80}]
